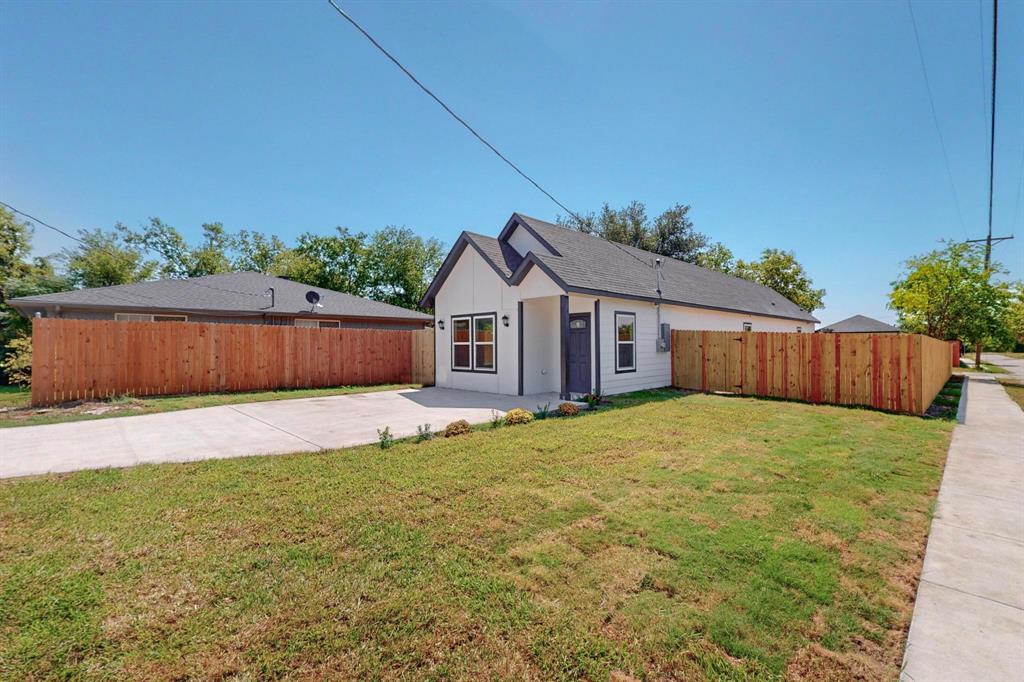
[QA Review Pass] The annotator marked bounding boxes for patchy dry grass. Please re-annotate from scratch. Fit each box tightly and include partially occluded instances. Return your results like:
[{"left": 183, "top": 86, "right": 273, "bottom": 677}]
[
  {"left": 0, "top": 383, "right": 416, "bottom": 429},
  {"left": 0, "top": 390, "right": 951, "bottom": 680}
]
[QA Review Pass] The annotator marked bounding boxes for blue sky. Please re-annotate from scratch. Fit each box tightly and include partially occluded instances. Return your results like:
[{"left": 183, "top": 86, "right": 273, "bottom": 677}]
[{"left": 2, "top": 0, "right": 1022, "bottom": 324}]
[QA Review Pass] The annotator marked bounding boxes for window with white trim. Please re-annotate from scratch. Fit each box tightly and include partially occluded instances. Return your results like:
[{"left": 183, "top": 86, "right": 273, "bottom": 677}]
[
  {"left": 294, "top": 319, "right": 341, "bottom": 328},
  {"left": 796, "top": 326, "right": 802, "bottom": 333},
  {"left": 615, "top": 312, "right": 635, "bottom": 373},
  {"left": 115, "top": 313, "right": 187, "bottom": 322},
  {"left": 742, "top": 322, "right": 752, "bottom": 332},
  {"left": 451, "top": 313, "right": 496, "bottom": 372},
  {"left": 474, "top": 315, "right": 495, "bottom": 370}
]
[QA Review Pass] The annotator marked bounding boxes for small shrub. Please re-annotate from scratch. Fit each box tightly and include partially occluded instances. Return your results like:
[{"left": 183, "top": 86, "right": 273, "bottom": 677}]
[
  {"left": 535, "top": 402, "right": 551, "bottom": 420},
  {"left": 504, "top": 408, "right": 534, "bottom": 426},
  {"left": 1, "top": 335, "right": 32, "bottom": 386},
  {"left": 377, "top": 426, "right": 394, "bottom": 449},
  {"left": 415, "top": 424, "right": 433, "bottom": 442},
  {"left": 443, "top": 419, "right": 471, "bottom": 438},
  {"left": 558, "top": 402, "right": 580, "bottom": 417},
  {"left": 582, "top": 391, "right": 603, "bottom": 408},
  {"left": 489, "top": 410, "right": 504, "bottom": 429}
]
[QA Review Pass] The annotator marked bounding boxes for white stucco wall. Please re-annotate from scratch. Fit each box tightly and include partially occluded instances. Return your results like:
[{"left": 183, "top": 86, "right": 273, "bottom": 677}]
[
  {"left": 506, "top": 225, "right": 553, "bottom": 258},
  {"left": 521, "top": 297, "right": 560, "bottom": 395},
  {"left": 433, "top": 247, "right": 519, "bottom": 395}
]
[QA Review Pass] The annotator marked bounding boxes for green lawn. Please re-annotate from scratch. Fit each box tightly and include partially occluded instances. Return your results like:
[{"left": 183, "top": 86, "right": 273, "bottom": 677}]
[
  {"left": 0, "top": 390, "right": 952, "bottom": 681},
  {"left": 1000, "top": 381, "right": 1024, "bottom": 412},
  {"left": 0, "top": 385, "right": 30, "bottom": 409},
  {"left": 0, "top": 384, "right": 417, "bottom": 429},
  {"left": 955, "top": 362, "right": 1007, "bottom": 374}
]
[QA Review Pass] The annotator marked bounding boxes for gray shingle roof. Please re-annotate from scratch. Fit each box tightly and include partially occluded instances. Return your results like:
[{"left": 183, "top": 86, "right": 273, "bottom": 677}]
[
  {"left": 9, "top": 272, "right": 431, "bottom": 321},
  {"left": 817, "top": 315, "right": 898, "bottom": 333},
  {"left": 495, "top": 214, "right": 818, "bottom": 323}
]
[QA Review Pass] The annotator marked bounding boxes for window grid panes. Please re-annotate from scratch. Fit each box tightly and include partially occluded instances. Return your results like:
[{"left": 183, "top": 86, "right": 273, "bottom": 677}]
[{"left": 615, "top": 313, "right": 635, "bottom": 372}]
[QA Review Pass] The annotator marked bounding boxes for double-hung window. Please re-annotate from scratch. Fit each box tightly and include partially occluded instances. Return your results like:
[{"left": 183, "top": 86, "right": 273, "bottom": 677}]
[
  {"left": 615, "top": 312, "right": 636, "bottom": 373},
  {"left": 295, "top": 319, "right": 341, "bottom": 329},
  {"left": 115, "top": 313, "right": 187, "bottom": 322},
  {"left": 451, "top": 313, "right": 496, "bottom": 372}
]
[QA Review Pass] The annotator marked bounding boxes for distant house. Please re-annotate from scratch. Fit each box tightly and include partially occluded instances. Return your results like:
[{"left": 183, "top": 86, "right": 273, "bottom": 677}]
[
  {"left": 816, "top": 315, "right": 899, "bottom": 334},
  {"left": 420, "top": 212, "right": 818, "bottom": 399},
  {"left": 8, "top": 272, "right": 431, "bottom": 330}
]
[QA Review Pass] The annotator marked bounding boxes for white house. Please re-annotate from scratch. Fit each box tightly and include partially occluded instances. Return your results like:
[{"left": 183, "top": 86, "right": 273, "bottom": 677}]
[{"left": 420, "top": 213, "right": 818, "bottom": 399}]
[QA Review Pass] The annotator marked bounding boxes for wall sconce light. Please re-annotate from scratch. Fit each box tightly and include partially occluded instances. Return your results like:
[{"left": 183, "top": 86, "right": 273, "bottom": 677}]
[
  {"left": 501, "top": 314, "right": 510, "bottom": 327},
  {"left": 438, "top": 319, "right": 445, "bottom": 331}
]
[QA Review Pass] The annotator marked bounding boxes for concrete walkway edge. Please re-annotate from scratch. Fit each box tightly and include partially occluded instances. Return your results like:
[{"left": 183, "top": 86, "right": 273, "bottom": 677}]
[{"left": 900, "top": 374, "right": 1024, "bottom": 681}]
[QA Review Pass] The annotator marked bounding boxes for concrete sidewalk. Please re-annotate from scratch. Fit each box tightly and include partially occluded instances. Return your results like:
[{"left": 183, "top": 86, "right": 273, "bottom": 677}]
[
  {"left": 983, "top": 352, "right": 1024, "bottom": 382},
  {"left": 0, "top": 387, "right": 566, "bottom": 479},
  {"left": 901, "top": 375, "right": 1024, "bottom": 681}
]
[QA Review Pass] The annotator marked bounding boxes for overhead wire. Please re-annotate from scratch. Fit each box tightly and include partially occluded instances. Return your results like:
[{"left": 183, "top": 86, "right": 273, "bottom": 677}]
[
  {"left": 324, "top": 0, "right": 581, "bottom": 222},
  {"left": 906, "top": 0, "right": 968, "bottom": 233}
]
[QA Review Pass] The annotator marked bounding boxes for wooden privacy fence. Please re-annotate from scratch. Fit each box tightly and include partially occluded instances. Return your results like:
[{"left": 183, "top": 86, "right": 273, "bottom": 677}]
[
  {"left": 31, "top": 318, "right": 435, "bottom": 406},
  {"left": 671, "top": 330, "right": 952, "bottom": 415}
]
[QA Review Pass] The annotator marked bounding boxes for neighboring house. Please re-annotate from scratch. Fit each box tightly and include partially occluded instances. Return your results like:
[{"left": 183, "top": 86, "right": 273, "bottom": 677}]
[
  {"left": 817, "top": 315, "right": 899, "bottom": 334},
  {"left": 420, "top": 212, "right": 819, "bottom": 399},
  {"left": 9, "top": 272, "right": 431, "bottom": 330}
]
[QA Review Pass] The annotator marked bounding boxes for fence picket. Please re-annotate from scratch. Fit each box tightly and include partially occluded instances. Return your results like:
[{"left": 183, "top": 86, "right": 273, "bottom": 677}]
[
  {"left": 671, "top": 329, "right": 951, "bottom": 415},
  {"left": 29, "top": 319, "right": 434, "bottom": 406}
]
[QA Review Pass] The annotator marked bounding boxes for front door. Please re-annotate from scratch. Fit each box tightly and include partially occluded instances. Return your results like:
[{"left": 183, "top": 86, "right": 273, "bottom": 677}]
[{"left": 567, "top": 313, "right": 591, "bottom": 395}]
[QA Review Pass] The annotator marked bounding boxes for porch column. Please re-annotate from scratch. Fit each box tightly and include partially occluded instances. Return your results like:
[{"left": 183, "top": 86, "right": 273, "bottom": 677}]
[
  {"left": 517, "top": 300, "right": 524, "bottom": 396},
  {"left": 594, "top": 299, "right": 601, "bottom": 395},
  {"left": 559, "top": 294, "right": 569, "bottom": 400}
]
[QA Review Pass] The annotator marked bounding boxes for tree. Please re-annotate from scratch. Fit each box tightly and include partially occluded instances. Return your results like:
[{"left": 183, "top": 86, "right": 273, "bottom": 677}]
[
  {"left": 280, "top": 228, "right": 369, "bottom": 295},
  {"left": 1, "top": 206, "right": 34, "bottom": 282},
  {"left": 889, "top": 241, "right": 1014, "bottom": 365},
  {"left": 61, "top": 228, "right": 157, "bottom": 289},
  {"left": 734, "top": 249, "right": 825, "bottom": 312},
  {"left": 363, "top": 226, "right": 445, "bottom": 309},
  {"left": 0, "top": 207, "right": 73, "bottom": 383},
  {"left": 559, "top": 201, "right": 709, "bottom": 262},
  {"left": 695, "top": 242, "right": 736, "bottom": 273},
  {"left": 126, "top": 218, "right": 231, "bottom": 278},
  {"left": 232, "top": 230, "right": 288, "bottom": 273}
]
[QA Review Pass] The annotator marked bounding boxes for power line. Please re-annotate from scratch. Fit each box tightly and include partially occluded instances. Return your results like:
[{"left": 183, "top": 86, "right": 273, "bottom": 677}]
[
  {"left": 324, "top": 0, "right": 581, "bottom": 222},
  {"left": 966, "top": 0, "right": 1012, "bottom": 263},
  {"left": 1, "top": 199, "right": 268, "bottom": 299},
  {"left": 984, "top": 0, "right": 998, "bottom": 266},
  {"left": 0, "top": 200, "right": 89, "bottom": 246},
  {"left": 906, "top": 0, "right": 967, "bottom": 233},
  {"left": 978, "top": 0, "right": 989, "bottom": 134}
]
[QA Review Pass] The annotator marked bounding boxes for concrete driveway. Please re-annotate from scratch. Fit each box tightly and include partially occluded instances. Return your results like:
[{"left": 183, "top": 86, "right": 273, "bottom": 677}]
[{"left": 0, "top": 387, "right": 566, "bottom": 479}]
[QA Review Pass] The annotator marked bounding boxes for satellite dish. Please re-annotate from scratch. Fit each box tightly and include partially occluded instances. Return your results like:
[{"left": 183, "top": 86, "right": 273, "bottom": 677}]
[{"left": 305, "top": 290, "right": 323, "bottom": 310}]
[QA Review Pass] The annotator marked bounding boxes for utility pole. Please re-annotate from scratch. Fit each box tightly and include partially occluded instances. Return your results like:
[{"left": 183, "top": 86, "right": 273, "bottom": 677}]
[{"left": 965, "top": 0, "right": 1013, "bottom": 366}]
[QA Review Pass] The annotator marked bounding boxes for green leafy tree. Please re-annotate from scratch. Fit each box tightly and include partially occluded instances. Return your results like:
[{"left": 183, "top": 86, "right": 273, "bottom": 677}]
[
  {"left": 0, "top": 207, "right": 73, "bottom": 383},
  {"left": 280, "top": 228, "right": 369, "bottom": 294},
  {"left": 734, "top": 249, "right": 825, "bottom": 312},
  {"left": 363, "top": 226, "right": 445, "bottom": 309},
  {"left": 126, "top": 218, "right": 232, "bottom": 278},
  {"left": 61, "top": 228, "right": 157, "bottom": 289},
  {"left": 1, "top": 206, "right": 34, "bottom": 282},
  {"left": 560, "top": 201, "right": 709, "bottom": 262},
  {"left": 889, "top": 241, "right": 1014, "bottom": 365},
  {"left": 233, "top": 230, "right": 288, "bottom": 273},
  {"left": 695, "top": 242, "right": 736, "bottom": 273}
]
